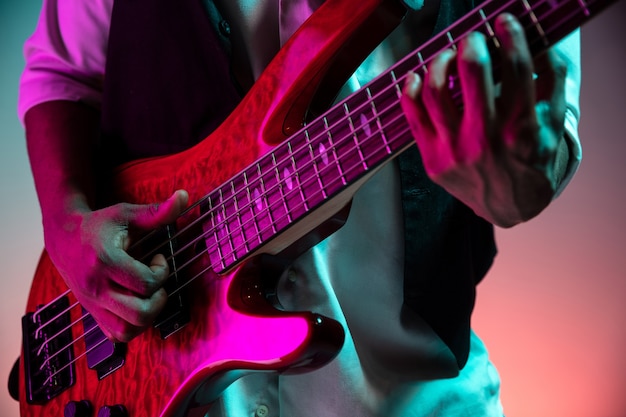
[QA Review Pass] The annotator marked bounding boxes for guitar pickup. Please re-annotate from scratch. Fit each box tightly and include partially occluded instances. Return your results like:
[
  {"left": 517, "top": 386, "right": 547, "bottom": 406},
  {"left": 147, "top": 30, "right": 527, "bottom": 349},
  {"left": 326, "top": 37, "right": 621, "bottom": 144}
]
[
  {"left": 22, "top": 296, "right": 75, "bottom": 404},
  {"left": 82, "top": 310, "right": 126, "bottom": 379}
]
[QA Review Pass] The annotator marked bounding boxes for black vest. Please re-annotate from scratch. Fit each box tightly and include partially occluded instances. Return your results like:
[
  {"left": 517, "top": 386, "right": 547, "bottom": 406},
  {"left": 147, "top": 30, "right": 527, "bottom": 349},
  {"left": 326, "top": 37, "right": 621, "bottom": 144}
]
[{"left": 100, "top": 0, "right": 496, "bottom": 368}]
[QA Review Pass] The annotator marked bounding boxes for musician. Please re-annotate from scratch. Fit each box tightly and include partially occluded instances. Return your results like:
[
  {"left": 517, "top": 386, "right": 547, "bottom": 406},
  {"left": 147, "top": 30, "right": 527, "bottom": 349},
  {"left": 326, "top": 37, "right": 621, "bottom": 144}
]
[{"left": 18, "top": 0, "right": 581, "bottom": 415}]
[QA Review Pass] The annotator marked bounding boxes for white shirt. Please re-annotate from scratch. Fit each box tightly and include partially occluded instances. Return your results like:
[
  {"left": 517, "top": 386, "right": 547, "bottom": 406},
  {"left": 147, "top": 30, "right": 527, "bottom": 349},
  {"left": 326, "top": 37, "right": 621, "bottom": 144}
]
[{"left": 18, "top": 1, "right": 581, "bottom": 416}]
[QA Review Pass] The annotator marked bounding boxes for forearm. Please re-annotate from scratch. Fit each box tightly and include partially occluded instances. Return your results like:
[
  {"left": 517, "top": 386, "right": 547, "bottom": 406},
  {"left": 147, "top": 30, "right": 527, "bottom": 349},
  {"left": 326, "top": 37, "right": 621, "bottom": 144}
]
[
  {"left": 23, "top": 100, "right": 185, "bottom": 342},
  {"left": 24, "top": 100, "right": 100, "bottom": 231}
]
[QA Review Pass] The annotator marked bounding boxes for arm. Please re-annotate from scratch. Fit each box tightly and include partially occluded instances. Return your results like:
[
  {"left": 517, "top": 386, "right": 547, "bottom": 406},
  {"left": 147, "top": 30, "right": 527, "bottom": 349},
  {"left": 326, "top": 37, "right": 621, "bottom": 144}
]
[
  {"left": 24, "top": 100, "right": 188, "bottom": 342},
  {"left": 20, "top": 0, "right": 189, "bottom": 342},
  {"left": 401, "top": 14, "right": 581, "bottom": 227}
]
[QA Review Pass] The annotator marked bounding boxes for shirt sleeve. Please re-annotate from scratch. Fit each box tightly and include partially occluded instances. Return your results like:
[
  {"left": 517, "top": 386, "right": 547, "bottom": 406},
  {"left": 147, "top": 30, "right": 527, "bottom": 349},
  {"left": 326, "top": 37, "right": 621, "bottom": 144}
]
[
  {"left": 554, "top": 29, "right": 583, "bottom": 197},
  {"left": 17, "top": 0, "right": 113, "bottom": 123}
]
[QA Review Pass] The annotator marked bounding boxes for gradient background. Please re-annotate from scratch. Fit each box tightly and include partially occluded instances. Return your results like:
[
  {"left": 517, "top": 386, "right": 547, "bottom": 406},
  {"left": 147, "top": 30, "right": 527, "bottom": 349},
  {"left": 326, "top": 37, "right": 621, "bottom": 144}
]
[{"left": 1, "top": 0, "right": 624, "bottom": 416}]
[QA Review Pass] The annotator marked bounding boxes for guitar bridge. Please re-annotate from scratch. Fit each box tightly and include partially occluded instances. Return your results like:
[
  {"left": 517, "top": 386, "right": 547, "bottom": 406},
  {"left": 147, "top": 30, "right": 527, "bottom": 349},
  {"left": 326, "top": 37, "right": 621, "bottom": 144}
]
[{"left": 22, "top": 296, "right": 75, "bottom": 404}]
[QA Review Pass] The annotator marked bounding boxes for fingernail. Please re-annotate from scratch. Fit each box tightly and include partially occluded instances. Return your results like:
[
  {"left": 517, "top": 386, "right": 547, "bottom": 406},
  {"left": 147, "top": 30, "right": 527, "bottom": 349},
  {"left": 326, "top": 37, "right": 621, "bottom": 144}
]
[{"left": 404, "top": 71, "right": 421, "bottom": 98}]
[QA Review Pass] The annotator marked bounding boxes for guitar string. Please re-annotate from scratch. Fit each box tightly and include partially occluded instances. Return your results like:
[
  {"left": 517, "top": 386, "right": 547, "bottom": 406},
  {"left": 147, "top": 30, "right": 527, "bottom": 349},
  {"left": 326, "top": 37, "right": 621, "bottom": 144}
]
[
  {"left": 142, "top": 0, "right": 577, "bottom": 276},
  {"left": 28, "top": 0, "right": 578, "bottom": 350},
  {"left": 28, "top": 0, "right": 577, "bottom": 348},
  {"left": 159, "top": 0, "right": 584, "bottom": 272},
  {"left": 35, "top": 301, "right": 80, "bottom": 355},
  {"left": 37, "top": 312, "right": 96, "bottom": 371},
  {"left": 29, "top": 0, "right": 586, "bottom": 382},
  {"left": 38, "top": 332, "right": 120, "bottom": 390},
  {"left": 109, "top": 0, "right": 579, "bottom": 280},
  {"left": 33, "top": 111, "right": 417, "bottom": 388},
  {"left": 133, "top": 0, "right": 530, "bottom": 272}
]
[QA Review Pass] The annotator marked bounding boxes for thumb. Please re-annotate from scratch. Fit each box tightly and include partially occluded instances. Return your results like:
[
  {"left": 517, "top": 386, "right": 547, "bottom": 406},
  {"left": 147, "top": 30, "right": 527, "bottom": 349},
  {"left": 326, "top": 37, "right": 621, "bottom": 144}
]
[{"left": 127, "top": 189, "right": 189, "bottom": 230}]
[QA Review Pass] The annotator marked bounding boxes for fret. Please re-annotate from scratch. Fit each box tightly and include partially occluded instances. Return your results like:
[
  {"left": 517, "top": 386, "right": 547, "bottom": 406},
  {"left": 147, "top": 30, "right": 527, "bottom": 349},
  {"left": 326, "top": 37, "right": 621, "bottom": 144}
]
[
  {"left": 287, "top": 141, "right": 309, "bottom": 219},
  {"left": 249, "top": 163, "right": 276, "bottom": 243},
  {"left": 418, "top": 34, "right": 450, "bottom": 73},
  {"left": 254, "top": 185, "right": 272, "bottom": 237},
  {"left": 276, "top": 172, "right": 292, "bottom": 226},
  {"left": 344, "top": 102, "right": 368, "bottom": 172},
  {"left": 306, "top": 129, "right": 329, "bottom": 200},
  {"left": 219, "top": 188, "right": 238, "bottom": 263},
  {"left": 478, "top": 8, "right": 500, "bottom": 48},
  {"left": 445, "top": 31, "right": 458, "bottom": 51},
  {"left": 372, "top": 95, "right": 399, "bottom": 156},
  {"left": 323, "top": 116, "right": 349, "bottom": 186},
  {"left": 242, "top": 171, "right": 263, "bottom": 246},
  {"left": 206, "top": 192, "right": 226, "bottom": 271},
  {"left": 370, "top": 82, "right": 393, "bottom": 155},
  {"left": 215, "top": 179, "right": 243, "bottom": 263},
  {"left": 163, "top": 224, "right": 178, "bottom": 277},
  {"left": 290, "top": 131, "right": 323, "bottom": 210},
  {"left": 351, "top": 84, "right": 391, "bottom": 165},
  {"left": 228, "top": 182, "right": 242, "bottom": 256},
  {"left": 230, "top": 179, "right": 250, "bottom": 257},
  {"left": 417, "top": 51, "right": 427, "bottom": 73},
  {"left": 304, "top": 116, "right": 346, "bottom": 195},
  {"left": 389, "top": 71, "right": 402, "bottom": 99},
  {"left": 576, "top": 0, "right": 591, "bottom": 16},
  {"left": 254, "top": 160, "right": 279, "bottom": 239},
  {"left": 269, "top": 150, "right": 292, "bottom": 230},
  {"left": 528, "top": 0, "right": 587, "bottom": 48},
  {"left": 324, "top": 102, "right": 364, "bottom": 183},
  {"left": 521, "top": 0, "right": 550, "bottom": 47}
]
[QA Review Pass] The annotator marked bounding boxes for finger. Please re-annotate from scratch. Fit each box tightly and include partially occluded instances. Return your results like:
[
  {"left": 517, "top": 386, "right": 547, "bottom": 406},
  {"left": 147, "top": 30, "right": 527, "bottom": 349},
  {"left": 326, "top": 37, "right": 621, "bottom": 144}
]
[
  {"left": 103, "top": 251, "right": 170, "bottom": 298},
  {"left": 495, "top": 13, "right": 536, "bottom": 136},
  {"left": 103, "top": 190, "right": 187, "bottom": 296},
  {"left": 401, "top": 71, "right": 434, "bottom": 143},
  {"left": 107, "top": 286, "right": 169, "bottom": 328},
  {"left": 534, "top": 49, "right": 567, "bottom": 132},
  {"left": 123, "top": 189, "right": 190, "bottom": 231},
  {"left": 88, "top": 304, "right": 145, "bottom": 343},
  {"left": 401, "top": 71, "right": 455, "bottom": 175},
  {"left": 457, "top": 31, "right": 496, "bottom": 152},
  {"left": 421, "top": 48, "right": 462, "bottom": 138}
]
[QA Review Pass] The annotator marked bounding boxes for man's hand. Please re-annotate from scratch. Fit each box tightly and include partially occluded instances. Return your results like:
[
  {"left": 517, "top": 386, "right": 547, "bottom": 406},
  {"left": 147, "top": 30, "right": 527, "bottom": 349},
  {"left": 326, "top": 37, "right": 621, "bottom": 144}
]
[
  {"left": 400, "top": 13, "right": 569, "bottom": 227},
  {"left": 45, "top": 190, "right": 189, "bottom": 342}
]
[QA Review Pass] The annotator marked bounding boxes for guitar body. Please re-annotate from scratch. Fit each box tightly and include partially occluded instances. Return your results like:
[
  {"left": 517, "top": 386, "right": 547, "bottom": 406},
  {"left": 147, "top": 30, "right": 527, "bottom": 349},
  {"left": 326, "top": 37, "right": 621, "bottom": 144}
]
[
  {"left": 21, "top": 250, "right": 345, "bottom": 417},
  {"left": 18, "top": 0, "right": 406, "bottom": 416}
]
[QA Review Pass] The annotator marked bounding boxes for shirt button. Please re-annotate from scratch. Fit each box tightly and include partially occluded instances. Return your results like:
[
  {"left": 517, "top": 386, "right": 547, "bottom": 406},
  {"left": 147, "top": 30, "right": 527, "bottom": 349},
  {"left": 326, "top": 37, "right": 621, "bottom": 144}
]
[
  {"left": 255, "top": 404, "right": 269, "bottom": 417},
  {"left": 218, "top": 19, "right": 231, "bottom": 37},
  {"left": 287, "top": 269, "right": 297, "bottom": 283}
]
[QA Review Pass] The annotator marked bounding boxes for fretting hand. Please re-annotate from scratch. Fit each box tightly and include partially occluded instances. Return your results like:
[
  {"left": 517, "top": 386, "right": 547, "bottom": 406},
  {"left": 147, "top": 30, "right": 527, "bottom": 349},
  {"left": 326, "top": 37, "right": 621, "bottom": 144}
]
[
  {"left": 44, "top": 190, "right": 189, "bottom": 342},
  {"left": 401, "top": 13, "right": 569, "bottom": 227}
]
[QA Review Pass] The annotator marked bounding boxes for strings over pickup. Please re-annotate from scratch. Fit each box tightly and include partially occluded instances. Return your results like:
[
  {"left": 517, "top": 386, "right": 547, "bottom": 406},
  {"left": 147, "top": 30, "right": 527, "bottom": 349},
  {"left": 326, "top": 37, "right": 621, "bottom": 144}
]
[{"left": 22, "top": 295, "right": 75, "bottom": 404}]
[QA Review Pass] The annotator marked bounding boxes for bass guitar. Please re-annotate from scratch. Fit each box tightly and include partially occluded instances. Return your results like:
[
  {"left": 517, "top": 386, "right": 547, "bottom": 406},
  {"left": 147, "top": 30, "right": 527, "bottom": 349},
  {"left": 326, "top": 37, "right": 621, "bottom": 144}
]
[{"left": 18, "top": 0, "right": 616, "bottom": 415}]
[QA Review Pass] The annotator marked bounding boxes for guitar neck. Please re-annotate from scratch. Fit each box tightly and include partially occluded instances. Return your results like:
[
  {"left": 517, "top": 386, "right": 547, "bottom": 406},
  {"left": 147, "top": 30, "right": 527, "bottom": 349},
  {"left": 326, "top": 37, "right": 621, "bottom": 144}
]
[{"left": 200, "top": 0, "right": 610, "bottom": 274}]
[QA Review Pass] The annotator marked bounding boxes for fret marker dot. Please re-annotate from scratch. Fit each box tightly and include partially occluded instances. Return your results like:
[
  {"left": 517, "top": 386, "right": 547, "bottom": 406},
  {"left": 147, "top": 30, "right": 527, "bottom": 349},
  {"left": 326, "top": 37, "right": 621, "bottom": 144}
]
[
  {"left": 319, "top": 143, "right": 329, "bottom": 166},
  {"left": 283, "top": 167, "right": 293, "bottom": 190},
  {"left": 360, "top": 113, "right": 371, "bottom": 137},
  {"left": 253, "top": 188, "right": 263, "bottom": 211},
  {"left": 216, "top": 213, "right": 224, "bottom": 232}
]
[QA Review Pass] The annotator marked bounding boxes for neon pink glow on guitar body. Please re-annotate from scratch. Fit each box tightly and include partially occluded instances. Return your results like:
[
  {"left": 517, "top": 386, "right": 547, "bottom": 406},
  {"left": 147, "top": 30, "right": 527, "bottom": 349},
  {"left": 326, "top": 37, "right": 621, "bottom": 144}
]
[{"left": 157, "top": 267, "right": 321, "bottom": 417}]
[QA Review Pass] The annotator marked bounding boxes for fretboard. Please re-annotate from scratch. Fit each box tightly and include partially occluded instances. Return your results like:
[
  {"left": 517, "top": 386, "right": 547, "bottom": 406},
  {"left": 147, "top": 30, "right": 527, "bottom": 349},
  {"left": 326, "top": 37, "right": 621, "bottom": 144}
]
[{"left": 202, "top": 0, "right": 612, "bottom": 274}]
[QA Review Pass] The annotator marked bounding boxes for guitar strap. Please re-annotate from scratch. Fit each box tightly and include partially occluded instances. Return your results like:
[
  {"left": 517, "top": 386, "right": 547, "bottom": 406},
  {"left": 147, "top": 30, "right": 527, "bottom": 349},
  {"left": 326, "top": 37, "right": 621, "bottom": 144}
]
[{"left": 100, "top": 0, "right": 496, "bottom": 370}]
